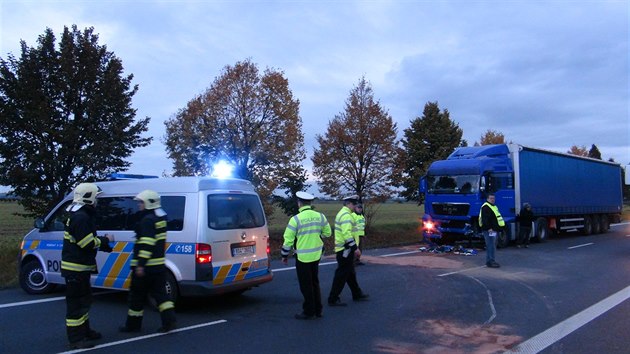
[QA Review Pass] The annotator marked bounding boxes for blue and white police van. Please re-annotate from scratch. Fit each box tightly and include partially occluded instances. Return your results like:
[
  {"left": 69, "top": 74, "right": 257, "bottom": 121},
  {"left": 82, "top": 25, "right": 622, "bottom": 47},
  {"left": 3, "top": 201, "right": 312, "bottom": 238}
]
[{"left": 18, "top": 175, "right": 273, "bottom": 301}]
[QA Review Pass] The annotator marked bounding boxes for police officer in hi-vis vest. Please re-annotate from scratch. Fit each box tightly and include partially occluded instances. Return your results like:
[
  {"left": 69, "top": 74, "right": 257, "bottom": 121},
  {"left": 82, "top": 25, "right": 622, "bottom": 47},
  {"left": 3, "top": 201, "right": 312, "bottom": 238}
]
[{"left": 281, "top": 192, "right": 332, "bottom": 319}]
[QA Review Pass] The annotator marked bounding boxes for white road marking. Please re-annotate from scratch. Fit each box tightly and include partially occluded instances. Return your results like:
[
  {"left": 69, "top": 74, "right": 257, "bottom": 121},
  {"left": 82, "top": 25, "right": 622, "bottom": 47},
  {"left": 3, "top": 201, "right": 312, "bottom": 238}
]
[
  {"left": 380, "top": 250, "right": 423, "bottom": 257},
  {"left": 0, "top": 290, "right": 117, "bottom": 309},
  {"left": 437, "top": 266, "right": 487, "bottom": 277},
  {"left": 58, "top": 320, "right": 227, "bottom": 354},
  {"left": 273, "top": 250, "right": 423, "bottom": 272},
  {"left": 505, "top": 284, "right": 630, "bottom": 353},
  {"left": 568, "top": 243, "right": 594, "bottom": 250},
  {"left": 467, "top": 275, "right": 497, "bottom": 324}
]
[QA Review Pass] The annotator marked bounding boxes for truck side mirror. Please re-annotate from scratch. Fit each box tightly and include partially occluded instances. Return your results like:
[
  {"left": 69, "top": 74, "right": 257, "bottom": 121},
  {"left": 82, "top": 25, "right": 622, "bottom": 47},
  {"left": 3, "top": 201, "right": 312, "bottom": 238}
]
[
  {"left": 419, "top": 176, "right": 427, "bottom": 194},
  {"left": 480, "top": 176, "right": 486, "bottom": 192}
]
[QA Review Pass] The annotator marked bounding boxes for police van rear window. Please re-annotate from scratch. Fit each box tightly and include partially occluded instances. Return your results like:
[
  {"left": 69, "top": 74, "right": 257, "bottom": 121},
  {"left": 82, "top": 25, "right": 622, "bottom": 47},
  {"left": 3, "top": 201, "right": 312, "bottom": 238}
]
[{"left": 207, "top": 194, "right": 265, "bottom": 230}]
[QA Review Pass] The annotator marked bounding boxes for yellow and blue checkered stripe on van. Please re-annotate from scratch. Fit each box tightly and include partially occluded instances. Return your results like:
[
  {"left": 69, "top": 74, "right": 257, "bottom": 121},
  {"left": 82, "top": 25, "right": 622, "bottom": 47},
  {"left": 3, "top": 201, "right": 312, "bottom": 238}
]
[
  {"left": 93, "top": 242, "right": 197, "bottom": 289},
  {"left": 21, "top": 239, "right": 63, "bottom": 257},
  {"left": 212, "top": 259, "right": 269, "bottom": 285}
]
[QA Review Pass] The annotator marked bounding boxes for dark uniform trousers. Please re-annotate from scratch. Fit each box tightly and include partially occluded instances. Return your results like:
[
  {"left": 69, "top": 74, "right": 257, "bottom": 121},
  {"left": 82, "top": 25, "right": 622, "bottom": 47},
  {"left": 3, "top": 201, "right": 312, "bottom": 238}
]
[
  {"left": 329, "top": 250, "right": 363, "bottom": 302},
  {"left": 296, "top": 259, "right": 322, "bottom": 316},
  {"left": 65, "top": 272, "right": 93, "bottom": 343},
  {"left": 124, "top": 270, "right": 176, "bottom": 330}
]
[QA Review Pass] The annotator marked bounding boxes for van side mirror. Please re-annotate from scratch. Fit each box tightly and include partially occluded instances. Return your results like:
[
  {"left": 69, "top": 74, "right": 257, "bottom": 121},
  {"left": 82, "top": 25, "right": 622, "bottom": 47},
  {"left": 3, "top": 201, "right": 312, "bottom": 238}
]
[
  {"left": 419, "top": 176, "right": 427, "bottom": 194},
  {"left": 34, "top": 218, "right": 45, "bottom": 229}
]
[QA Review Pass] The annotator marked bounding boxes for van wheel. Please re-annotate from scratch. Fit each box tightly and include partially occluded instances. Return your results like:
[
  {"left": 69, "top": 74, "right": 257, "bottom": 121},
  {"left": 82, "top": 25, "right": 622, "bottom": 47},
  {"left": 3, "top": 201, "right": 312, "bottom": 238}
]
[
  {"left": 164, "top": 271, "right": 179, "bottom": 304},
  {"left": 534, "top": 218, "right": 548, "bottom": 242},
  {"left": 20, "top": 260, "right": 55, "bottom": 294}
]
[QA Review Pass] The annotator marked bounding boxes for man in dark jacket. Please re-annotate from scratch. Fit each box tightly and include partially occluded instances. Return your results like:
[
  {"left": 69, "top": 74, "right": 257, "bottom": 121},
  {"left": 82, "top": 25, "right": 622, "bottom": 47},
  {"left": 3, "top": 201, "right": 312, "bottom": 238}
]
[
  {"left": 62, "top": 183, "right": 113, "bottom": 349},
  {"left": 119, "top": 190, "right": 176, "bottom": 333},
  {"left": 517, "top": 203, "right": 535, "bottom": 248},
  {"left": 478, "top": 193, "right": 504, "bottom": 268}
]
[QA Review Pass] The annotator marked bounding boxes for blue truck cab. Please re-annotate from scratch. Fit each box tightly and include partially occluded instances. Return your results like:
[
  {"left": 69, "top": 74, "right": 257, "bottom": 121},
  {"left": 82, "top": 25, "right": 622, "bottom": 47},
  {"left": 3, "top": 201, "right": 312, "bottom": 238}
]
[{"left": 420, "top": 144, "right": 623, "bottom": 247}]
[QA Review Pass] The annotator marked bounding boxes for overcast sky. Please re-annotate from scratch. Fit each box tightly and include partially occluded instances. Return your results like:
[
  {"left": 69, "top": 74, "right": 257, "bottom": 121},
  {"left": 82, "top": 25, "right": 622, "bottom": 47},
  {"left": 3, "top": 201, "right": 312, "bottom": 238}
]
[{"left": 1, "top": 0, "right": 628, "bottom": 192}]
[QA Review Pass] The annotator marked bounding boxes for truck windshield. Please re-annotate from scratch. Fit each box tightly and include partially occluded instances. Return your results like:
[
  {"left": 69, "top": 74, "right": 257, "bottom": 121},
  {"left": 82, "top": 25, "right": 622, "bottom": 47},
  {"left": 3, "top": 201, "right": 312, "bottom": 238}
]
[{"left": 426, "top": 175, "right": 479, "bottom": 194}]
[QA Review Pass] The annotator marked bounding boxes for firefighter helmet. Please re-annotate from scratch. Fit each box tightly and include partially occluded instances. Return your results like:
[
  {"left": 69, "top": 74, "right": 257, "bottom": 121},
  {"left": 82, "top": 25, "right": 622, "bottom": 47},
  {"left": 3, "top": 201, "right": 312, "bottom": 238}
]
[
  {"left": 134, "top": 190, "right": 161, "bottom": 210},
  {"left": 72, "top": 183, "right": 102, "bottom": 206}
]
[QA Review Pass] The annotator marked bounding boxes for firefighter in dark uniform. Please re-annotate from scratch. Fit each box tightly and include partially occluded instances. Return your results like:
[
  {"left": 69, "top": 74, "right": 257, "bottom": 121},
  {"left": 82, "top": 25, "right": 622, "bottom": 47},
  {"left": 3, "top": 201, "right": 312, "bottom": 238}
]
[
  {"left": 119, "top": 190, "right": 176, "bottom": 333},
  {"left": 62, "top": 183, "right": 113, "bottom": 349}
]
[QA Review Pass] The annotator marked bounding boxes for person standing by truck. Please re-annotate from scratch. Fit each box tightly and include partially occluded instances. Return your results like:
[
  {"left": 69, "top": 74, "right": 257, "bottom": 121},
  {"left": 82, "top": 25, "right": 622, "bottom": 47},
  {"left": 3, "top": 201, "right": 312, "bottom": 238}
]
[
  {"left": 119, "top": 190, "right": 176, "bottom": 333},
  {"left": 516, "top": 203, "right": 535, "bottom": 248},
  {"left": 62, "top": 183, "right": 113, "bottom": 349},
  {"left": 479, "top": 193, "right": 504, "bottom": 268},
  {"left": 281, "top": 192, "right": 332, "bottom": 319}
]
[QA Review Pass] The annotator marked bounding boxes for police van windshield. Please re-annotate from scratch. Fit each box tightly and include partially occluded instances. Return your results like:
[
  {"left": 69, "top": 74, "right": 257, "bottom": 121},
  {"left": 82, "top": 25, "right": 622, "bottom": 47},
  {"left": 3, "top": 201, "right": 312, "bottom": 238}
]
[
  {"left": 426, "top": 175, "right": 479, "bottom": 194},
  {"left": 207, "top": 194, "right": 266, "bottom": 230}
]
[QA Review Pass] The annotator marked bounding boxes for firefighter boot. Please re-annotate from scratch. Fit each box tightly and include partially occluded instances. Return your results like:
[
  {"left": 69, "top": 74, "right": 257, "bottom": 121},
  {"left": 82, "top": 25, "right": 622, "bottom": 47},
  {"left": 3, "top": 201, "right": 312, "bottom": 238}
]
[
  {"left": 85, "top": 319, "right": 102, "bottom": 340},
  {"left": 157, "top": 308, "right": 177, "bottom": 333},
  {"left": 119, "top": 315, "right": 142, "bottom": 333}
]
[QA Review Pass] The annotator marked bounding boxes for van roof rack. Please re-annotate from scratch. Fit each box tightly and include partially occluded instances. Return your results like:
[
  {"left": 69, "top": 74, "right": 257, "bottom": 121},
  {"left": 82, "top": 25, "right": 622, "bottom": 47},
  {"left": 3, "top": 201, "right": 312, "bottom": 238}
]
[{"left": 106, "top": 173, "right": 159, "bottom": 180}]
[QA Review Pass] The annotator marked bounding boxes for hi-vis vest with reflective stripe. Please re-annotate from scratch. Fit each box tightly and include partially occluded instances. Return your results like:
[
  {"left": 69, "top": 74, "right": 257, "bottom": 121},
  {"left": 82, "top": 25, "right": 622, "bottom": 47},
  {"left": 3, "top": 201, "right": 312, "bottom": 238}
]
[
  {"left": 354, "top": 213, "right": 365, "bottom": 237},
  {"left": 478, "top": 202, "right": 505, "bottom": 228},
  {"left": 282, "top": 206, "right": 332, "bottom": 263},
  {"left": 335, "top": 206, "right": 357, "bottom": 252},
  {"left": 131, "top": 210, "right": 167, "bottom": 269}
]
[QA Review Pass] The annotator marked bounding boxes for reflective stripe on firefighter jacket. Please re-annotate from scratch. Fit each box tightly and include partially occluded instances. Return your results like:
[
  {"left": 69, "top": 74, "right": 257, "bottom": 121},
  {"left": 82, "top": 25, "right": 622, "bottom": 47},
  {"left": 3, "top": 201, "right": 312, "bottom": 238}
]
[
  {"left": 130, "top": 209, "right": 167, "bottom": 271},
  {"left": 281, "top": 205, "right": 332, "bottom": 263},
  {"left": 478, "top": 202, "right": 505, "bottom": 228},
  {"left": 334, "top": 206, "right": 357, "bottom": 253},
  {"left": 61, "top": 206, "right": 100, "bottom": 274}
]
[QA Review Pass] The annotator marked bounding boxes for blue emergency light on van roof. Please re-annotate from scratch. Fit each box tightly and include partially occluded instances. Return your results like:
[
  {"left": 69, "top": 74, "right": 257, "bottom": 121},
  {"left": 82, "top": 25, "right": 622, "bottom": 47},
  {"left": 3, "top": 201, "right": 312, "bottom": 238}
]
[{"left": 107, "top": 173, "right": 159, "bottom": 180}]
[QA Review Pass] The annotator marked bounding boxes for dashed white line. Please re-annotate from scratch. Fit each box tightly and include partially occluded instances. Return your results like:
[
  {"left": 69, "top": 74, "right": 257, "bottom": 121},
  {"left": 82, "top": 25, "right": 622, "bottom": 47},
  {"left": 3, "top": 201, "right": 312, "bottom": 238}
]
[
  {"left": 568, "top": 243, "right": 594, "bottom": 250},
  {"left": 58, "top": 319, "right": 228, "bottom": 354}
]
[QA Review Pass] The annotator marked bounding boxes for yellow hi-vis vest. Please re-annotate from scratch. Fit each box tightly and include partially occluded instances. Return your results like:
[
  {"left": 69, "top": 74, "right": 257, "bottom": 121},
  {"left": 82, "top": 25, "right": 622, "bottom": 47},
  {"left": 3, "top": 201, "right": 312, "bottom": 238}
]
[
  {"left": 335, "top": 206, "right": 357, "bottom": 252},
  {"left": 281, "top": 206, "right": 332, "bottom": 263},
  {"left": 478, "top": 202, "right": 505, "bottom": 228}
]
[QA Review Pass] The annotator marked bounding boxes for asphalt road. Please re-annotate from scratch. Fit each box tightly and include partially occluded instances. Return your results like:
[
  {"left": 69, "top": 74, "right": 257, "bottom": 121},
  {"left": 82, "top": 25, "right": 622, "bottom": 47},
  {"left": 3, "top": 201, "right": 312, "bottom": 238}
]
[{"left": 1, "top": 223, "right": 629, "bottom": 354}]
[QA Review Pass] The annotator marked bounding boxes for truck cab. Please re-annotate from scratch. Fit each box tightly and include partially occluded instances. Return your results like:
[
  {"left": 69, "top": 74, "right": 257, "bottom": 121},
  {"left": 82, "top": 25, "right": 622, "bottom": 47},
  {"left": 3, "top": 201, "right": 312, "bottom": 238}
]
[{"left": 420, "top": 144, "right": 516, "bottom": 247}]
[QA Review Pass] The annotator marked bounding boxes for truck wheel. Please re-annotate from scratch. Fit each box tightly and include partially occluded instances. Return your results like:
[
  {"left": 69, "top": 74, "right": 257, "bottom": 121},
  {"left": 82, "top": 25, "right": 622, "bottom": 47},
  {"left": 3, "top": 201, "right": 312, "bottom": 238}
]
[
  {"left": 600, "top": 215, "right": 609, "bottom": 233},
  {"left": 534, "top": 218, "right": 548, "bottom": 243},
  {"left": 497, "top": 231, "right": 509, "bottom": 248},
  {"left": 592, "top": 215, "right": 602, "bottom": 234},
  {"left": 581, "top": 215, "right": 592, "bottom": 235},
  {"left": 20, "top": 260, "right": 56, "bottom": 294}
]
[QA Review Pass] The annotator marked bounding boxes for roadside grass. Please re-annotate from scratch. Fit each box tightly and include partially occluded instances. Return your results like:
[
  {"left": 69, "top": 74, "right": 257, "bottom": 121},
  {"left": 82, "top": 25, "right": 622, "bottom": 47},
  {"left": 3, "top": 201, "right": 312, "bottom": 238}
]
[{"left": 0, "top": 202, "right": 33, "bottom": 289}]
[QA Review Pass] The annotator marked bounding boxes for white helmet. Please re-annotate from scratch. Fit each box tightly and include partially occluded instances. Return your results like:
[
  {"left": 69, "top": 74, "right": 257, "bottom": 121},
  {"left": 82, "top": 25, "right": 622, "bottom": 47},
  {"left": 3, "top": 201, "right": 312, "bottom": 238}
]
[
  {"left": 72, "top": 183, "right": 102, "bottom": 206},
  {"left": 134, "top": 190, "right": 161, "bottom": 210}
]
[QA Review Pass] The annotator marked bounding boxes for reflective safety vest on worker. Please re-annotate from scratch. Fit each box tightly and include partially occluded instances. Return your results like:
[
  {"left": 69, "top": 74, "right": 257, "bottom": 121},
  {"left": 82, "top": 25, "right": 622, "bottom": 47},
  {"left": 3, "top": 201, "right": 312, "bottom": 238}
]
[
  {"left": 335, "top": 206, "right": 357, "bottom": 254},
  {"left": 478, "top": 202, "right": 505, "bottom": 228},
  {"left": 282, "top": 206, "right": 332, "bottom": 262}
]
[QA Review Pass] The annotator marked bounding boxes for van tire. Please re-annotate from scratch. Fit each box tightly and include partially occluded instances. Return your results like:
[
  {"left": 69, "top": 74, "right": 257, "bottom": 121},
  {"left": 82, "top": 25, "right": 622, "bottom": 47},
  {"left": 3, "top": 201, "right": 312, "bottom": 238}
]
[
  {"left": 20, "top": 260, "right": 56, "bottom": 294},
  {"left": 164, "top": 271, "right": 179, "bottom": 304}
]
